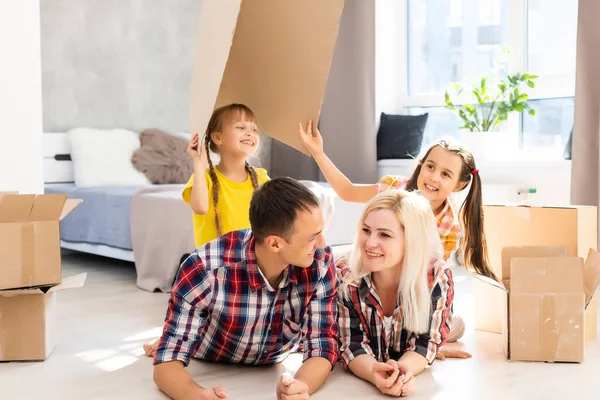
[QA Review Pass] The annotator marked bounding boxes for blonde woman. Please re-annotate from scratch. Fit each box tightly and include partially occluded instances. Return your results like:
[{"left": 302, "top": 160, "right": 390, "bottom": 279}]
[{"left": 337, "top": 190, "right": 454, "bottom": 397}]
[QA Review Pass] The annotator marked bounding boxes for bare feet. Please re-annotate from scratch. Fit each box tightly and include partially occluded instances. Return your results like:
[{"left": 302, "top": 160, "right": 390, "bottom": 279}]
[
  {"left": 143, "top": 339, "right": 159, "bottom": 358},
  {"left": 436, "top": 346, "right": 472, "bottom": 360}
]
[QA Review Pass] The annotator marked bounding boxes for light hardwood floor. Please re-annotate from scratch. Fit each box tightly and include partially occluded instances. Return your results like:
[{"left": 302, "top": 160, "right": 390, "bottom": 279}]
[{"left": 1, "top": 249, "right": 599, "bottom": 399}]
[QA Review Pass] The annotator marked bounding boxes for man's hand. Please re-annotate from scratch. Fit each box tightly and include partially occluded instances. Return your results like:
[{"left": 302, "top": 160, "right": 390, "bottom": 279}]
[
  {"left": 199, "top": 387, "right": 229, "bottom": 399},
  {"left": 276, "top": 372, "right": 310, "bottom": 400}
]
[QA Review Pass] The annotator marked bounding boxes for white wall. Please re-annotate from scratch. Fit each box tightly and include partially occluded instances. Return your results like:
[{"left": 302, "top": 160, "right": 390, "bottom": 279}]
[{"left": 0, "top": 1, "right": 44, "bottom": 194}]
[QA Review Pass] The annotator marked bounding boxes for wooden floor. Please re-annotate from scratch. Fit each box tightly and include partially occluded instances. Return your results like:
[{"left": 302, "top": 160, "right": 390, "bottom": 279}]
[{"left": 1, "top": 249, "right": 599, "bottom": 400}]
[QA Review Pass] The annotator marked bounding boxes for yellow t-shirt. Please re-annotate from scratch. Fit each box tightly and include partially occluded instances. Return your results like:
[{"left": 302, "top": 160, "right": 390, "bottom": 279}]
[{"left": 182, "top": 167, "right": 270, "bottom": 248}]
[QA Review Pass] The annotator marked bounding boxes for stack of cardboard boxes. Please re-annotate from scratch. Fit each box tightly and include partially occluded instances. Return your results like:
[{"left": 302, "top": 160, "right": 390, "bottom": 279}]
[
  {"left": 475, "top": 204, "right": 600, "bottom": 362},
  {"left": 0, "top": 192, "right": 84, "bottom": 362}
]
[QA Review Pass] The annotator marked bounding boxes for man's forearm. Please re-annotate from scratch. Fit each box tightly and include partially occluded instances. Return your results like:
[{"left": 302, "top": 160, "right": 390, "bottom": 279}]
[
  {"left": 154, "top": 361, "right": 206, "bottom": 400},
  {"left": 293, "top": 356, "right": 333, "bottom": 395}
]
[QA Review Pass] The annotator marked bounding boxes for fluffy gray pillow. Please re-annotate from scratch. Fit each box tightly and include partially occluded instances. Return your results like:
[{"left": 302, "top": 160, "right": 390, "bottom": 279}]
[{"left": 131, "top": 129, "right": 193, "bottom": 184}]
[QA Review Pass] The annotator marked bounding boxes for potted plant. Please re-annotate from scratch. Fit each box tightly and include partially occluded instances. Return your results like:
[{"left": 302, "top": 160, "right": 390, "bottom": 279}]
[{"left": 444, "top": 56, "right": 538, "bottom": 157}]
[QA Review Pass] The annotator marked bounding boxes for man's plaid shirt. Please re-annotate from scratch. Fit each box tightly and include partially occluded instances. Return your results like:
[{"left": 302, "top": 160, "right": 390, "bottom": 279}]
[{"left": 154, "top": 229, "right": 339, "bottom": 368}]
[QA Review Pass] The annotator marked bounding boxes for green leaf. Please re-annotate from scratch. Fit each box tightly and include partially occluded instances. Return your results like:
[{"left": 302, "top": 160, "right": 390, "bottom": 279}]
[
  {"left": 473, "top": 90, "right": 483, "bottom": 105},
  {"left": 523, "top": 74, "right": 539, "bottom": 80},
  {"left": 444, "top": 91, "right": 453, "bottom": 106},
  {"left": 528, "top": 109, "right": 537, "bottom": 116},
  {"left": 517, "top": 93, "right": 528, "bottom": 102},
  {"left": 498, "top": 82, "right": 507, "bottom": 92},
  {"left": 514, "top": 104, "right": 524, "bottom": 112},
  {"left": 527, "top": 80, "right": 535, "bottom": 88}
]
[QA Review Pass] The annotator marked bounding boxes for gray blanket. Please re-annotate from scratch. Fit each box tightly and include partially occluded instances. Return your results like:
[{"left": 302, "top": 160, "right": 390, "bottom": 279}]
[{"left": 45, "top": 185, "right": 147, "bottom": 250}]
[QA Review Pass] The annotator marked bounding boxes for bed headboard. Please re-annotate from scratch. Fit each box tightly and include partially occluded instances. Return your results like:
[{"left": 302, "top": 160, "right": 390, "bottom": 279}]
[{"left": 43, "top": 132, "right": 74, "bottom": 184}]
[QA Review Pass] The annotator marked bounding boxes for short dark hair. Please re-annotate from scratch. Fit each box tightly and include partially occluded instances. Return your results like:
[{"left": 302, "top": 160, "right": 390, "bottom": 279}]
[{"left": 250, "top": 177, "right": 320, "bottom": 243}]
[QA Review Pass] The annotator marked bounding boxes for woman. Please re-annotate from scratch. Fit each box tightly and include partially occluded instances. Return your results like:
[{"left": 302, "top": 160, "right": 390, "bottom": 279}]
[{"left": 337, "top": 190, "right": 454, "bottom": 397}]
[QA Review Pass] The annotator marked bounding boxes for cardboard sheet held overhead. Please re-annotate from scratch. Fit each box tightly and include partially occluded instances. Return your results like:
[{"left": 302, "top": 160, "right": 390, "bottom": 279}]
[{"left": 189, "top": 0, "right": 345, "bottom": 155}]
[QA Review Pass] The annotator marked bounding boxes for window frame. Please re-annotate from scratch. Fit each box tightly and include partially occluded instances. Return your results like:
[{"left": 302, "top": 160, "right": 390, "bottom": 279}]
[{"left": 376, "top": 0, "right": 577, "bottom": 153}]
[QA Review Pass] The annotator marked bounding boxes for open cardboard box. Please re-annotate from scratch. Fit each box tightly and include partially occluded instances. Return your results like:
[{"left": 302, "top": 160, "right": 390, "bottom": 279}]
[
  {"left": 189, "top": 0, "right": 345, "bottom": 154},
  {"left": 0, "top": 273, "right": 87, "bottom": 361},
  {"left": 475, "top": 247, "right": 600, "bottom": 363},
  {"left": 0, "top": 193, "right": 81, "bottom": 290},
  {"left": 476, "top": 204, "right": 598, "bottom": 341}
]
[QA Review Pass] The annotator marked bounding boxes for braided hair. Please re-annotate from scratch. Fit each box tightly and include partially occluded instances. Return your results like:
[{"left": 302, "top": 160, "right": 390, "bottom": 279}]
[{"left": 204, "top": 104, "right": 260, "bottom": 236}]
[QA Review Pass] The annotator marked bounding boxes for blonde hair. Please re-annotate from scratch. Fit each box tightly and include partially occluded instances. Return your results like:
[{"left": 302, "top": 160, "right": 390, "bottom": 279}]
[
  {"left": 204, "top": 104, "right": 260, "bottom": 236},
  {"left": 341, "top": 190, "right": 442, "bottom": 334}
]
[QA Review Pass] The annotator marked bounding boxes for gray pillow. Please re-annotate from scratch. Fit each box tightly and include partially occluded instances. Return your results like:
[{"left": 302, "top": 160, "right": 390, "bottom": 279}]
[{"left": 131, "top": 129, "right": 193, "bottom": 184}]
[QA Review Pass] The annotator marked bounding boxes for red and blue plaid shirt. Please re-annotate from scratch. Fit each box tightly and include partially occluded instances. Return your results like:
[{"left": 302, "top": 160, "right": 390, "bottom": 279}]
[
  {"left": 337, "top": 255, "right": 454, "bottom": 366},
  {"left": 154, "top": 229, "right": 339, "bottom": 368}
]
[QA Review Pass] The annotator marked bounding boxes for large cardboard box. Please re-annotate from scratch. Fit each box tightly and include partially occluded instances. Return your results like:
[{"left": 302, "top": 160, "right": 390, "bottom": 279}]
[
  {"left": 0, "top": 274, "right": 86, "bottom": 362},
  {"left": 189, "top": 0, "right": 345, "bottom": 154},
  {"left": 475, "top": 248, "right": 600, "bottom": 363},
  {"left": 475, "top": 204, "right": 598, "bottom": 340},
  {"left": 0, "top": 193, "right": 81, "bottom": 290}
]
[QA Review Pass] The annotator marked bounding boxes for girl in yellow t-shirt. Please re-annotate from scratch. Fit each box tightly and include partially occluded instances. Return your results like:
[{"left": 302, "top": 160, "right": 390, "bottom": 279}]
[
  {"left": 183, "top": 103, "right": 270, "bottom": 248},
  {"left": 144, "top": 103, "right": 269, "bottom": 358}
]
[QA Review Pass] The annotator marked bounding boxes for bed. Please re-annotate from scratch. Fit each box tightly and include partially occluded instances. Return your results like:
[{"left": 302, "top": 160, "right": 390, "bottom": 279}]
[
  {"left": 43, "top": 130, "right": 365, "bottom": 292},
  {"left": 43, "top": 131, "right": 196, "bottom": 292}
]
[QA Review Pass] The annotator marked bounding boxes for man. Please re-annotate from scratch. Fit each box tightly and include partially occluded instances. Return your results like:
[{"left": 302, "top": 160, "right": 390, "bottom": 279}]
[{"left": 153, "top": 177, "right": 339, "bottom": 400}]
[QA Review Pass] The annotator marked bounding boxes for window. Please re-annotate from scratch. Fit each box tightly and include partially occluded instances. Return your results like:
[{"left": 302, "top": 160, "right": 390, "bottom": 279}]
[
  {"left": 522, "top": 97, "right": 574, "bottom": 150},
  {"left": 378, "top": 0, "right": 579, "bottom": 157},
  {"left": 527, "top": 0, "right": 578, "bottom": 76},
  {"left": 407, "top": 0, "right": 510, "bottom": 95},
  {"left": 406, "top": 107, "right": 462, "bottom": 146}
]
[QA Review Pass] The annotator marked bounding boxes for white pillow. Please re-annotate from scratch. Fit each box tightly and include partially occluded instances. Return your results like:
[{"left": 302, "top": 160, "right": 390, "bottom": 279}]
[{"left": 67, "top": 128, "right": 151, "bottom": 187}]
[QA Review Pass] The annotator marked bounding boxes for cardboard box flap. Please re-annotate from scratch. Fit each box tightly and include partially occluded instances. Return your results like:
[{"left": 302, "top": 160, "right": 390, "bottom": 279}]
[
  {"left": 583, "top": 248, "right": 600, "bottom": 308},
  {"left": 511, "top": 257, "right": 584, "bottom": 294},
  {"left": 190, "top": 0, "right": 345, "bottom": 154},
  {"left": 48, "top": 273, "right": 87, "bottom": 293},
  {"left": 502, "top": 246, "right": 568, "bottom": 280},
  {"left": 484, "top": 203, "right": 594, "bottom": 210},
  {"left": 0, "top": 285, "right": 51, "bottom": 297},
  {"left": 29, "top": 194, "right": 67, "bottom": 221},
  {"left": 473, "top": 273, "right": 507, "bottom": 292},
  {"left": 0, "top": 191, "right": 19, "bottom": 201},
  {"left": 0, "top": 194, "right": 36, "bottom": 222},
  {"left": 60, "top": 198, "right": 83, "bottom": 221}
]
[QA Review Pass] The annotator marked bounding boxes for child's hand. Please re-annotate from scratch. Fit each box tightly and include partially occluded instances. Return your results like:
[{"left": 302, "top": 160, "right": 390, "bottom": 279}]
[
  {"left": 199, "top": 386, "right": 229, "bottom": 399},
  {"left": 187, "top": 133, "right": 206, "bottom": 162},
  {"left": 298, "top": 119, "right": 324, "bottom": 156},
  {"left": 276, "top": 372, "right": 309, "bottom": 400}
]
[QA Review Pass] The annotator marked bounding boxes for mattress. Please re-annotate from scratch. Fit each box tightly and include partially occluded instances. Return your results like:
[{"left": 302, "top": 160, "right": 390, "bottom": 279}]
[{"left": 44, "top": 184, "right": 145, "bottom": 250}]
